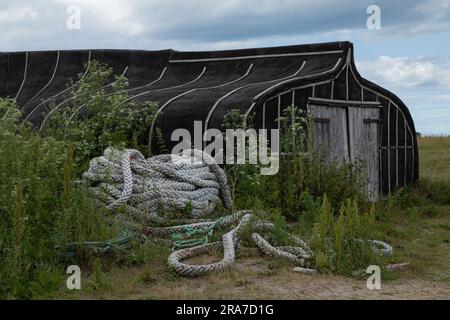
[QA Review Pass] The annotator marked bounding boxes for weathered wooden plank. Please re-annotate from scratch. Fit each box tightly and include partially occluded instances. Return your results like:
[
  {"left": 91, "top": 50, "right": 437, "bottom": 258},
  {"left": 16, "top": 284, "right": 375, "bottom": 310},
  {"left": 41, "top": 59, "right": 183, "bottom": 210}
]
[
  {"left": 365, "top": 107, "right": 380, "bottom": 200},
  {"left": 307, "top": 104, "right": 349, "bottom": 163},
  {"left": 348, "top": 106, "right": 380, "bottom": 201}
]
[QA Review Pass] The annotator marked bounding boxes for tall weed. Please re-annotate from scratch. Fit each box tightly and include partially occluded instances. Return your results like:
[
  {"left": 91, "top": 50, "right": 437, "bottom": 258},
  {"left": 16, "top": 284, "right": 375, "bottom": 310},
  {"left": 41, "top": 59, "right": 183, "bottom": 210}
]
[{"left": 0, "top": 61, "right": 151, "bottom": 298}]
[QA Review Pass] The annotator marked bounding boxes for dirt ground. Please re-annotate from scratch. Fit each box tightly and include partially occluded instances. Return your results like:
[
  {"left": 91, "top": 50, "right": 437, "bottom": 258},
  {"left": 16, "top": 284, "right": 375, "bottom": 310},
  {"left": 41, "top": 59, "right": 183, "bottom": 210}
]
[
  {"left": 67, "top": 254, "right": 450, "bottom": 300},
  {"left": 139, "top": 260, "right": 450, "bottom": 300},
  {"left": 165, "top": 261, "right": 450, "bottom": 300}
]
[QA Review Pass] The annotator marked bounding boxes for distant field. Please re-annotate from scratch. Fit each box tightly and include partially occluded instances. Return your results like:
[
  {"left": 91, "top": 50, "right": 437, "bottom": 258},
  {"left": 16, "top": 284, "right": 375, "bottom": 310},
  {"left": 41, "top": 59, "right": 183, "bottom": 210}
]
[{"left": 419, "top": 136, "right": 450, "bottom": 182}]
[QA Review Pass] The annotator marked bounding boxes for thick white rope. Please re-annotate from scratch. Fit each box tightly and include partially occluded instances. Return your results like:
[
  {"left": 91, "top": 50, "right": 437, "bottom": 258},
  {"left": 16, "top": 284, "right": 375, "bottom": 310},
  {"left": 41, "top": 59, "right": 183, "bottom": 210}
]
[
  {"left": 84, "top": 147, "right": 392, "bottom": 277},
  {"left": 84, "top": 148, "right": 231, "bottom": 218}
]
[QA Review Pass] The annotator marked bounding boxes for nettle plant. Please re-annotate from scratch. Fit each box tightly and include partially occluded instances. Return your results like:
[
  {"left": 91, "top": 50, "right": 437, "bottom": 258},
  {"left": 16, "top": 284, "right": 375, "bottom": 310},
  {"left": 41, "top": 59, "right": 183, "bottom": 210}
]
[
  {"left": 224, "top": 105, "right": 367, "bottom": 219},
  {"left": 220, "top": 109, "right": 262, "bottom": 208},
  {"left": 279, "top": 106, "right": 366, "bottom": 218},
  {"left": 221, "top": 106, "right": 383, "bottom": 275}
]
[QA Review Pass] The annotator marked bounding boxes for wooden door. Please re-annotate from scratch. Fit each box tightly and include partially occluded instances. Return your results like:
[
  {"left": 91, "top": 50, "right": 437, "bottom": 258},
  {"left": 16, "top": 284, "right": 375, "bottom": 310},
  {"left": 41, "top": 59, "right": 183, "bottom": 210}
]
[
  {"left": 348, "top": 107, "right": 380, "bottom": 201},
  {"left": 307, "top": 103, "right": 380, "bottom": 201},
  {"left": 307, "top": 104, "right": 350, "bottom": 163}
]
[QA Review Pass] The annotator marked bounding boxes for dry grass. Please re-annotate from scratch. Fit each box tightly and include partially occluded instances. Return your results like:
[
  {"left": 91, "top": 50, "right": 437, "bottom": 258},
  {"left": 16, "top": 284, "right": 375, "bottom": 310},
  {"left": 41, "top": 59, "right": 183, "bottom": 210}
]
[{"left": 418, "top": 136, "right": 450, "bottom": 181}]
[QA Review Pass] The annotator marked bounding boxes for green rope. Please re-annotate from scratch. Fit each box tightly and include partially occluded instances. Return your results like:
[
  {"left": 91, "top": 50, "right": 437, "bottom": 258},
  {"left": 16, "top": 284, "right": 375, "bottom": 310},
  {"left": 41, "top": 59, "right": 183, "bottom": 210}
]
[
  {"left": 57, "top": 217, "right": 230, "bottom": 257},
  {"left": 170, "top": 216, "right": 226, "bottom": 251},
  {"left": 56, "top": 230, "right": 134, "bottom": 257}
]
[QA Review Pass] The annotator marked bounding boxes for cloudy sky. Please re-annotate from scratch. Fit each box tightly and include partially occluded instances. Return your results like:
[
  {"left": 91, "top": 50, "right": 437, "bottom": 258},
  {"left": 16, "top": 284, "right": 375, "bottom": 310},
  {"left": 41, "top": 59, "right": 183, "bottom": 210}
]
[{"left": 1, "top": 0, "right": 449, "bottom": 134}]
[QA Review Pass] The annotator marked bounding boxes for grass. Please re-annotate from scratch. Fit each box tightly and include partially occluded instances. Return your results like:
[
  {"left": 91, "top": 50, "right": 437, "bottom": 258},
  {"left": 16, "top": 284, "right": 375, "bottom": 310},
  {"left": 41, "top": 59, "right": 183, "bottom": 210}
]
[{"left": 419, "top": 135, "right": 450, "bottom": 182}]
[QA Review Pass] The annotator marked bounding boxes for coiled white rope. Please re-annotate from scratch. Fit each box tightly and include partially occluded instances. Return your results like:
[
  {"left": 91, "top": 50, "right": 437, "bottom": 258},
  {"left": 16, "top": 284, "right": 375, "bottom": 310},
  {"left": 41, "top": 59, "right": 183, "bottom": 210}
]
[
  {"left": 83, "top": 148, "right": 231, "bottom": 218},
  {"left": 84, "top": 147, "right": 392, "bottom": 277}
]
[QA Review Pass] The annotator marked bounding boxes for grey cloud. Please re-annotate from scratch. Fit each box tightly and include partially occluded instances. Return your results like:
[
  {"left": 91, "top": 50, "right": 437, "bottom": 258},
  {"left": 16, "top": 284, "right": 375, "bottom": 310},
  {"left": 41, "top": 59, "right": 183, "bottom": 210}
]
[
  {"left": 0, "top": 0, "right": 449, "bottom": 51},
  {"left": 357, "top": 55, "right": 450, "bottom": 89}
]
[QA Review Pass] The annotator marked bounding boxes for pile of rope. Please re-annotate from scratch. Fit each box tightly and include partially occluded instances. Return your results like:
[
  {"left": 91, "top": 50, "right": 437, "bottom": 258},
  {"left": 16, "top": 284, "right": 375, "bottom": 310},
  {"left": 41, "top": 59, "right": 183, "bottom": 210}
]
[
  {"left": 83, "top": 148, "right": 231, "bottom": 217},
  {"left": 83, "top": 147, "right": 392, "bottom": 277}
]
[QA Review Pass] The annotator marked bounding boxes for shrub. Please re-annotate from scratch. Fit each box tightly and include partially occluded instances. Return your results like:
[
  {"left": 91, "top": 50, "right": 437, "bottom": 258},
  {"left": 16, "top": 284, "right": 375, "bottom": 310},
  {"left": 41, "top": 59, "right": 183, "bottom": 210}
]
[
  {"left": 44, "top": 60, "right": 158, "bottom": 171},
  {"left": 219, "top": 107, "right": 385, "bottom": 274},
  {"left": 311, "top": 195, "right": 382, "bottom": 275},
  {"left": 0, "top": 60, "right": 158, "bottom": 298},
  {"left": 222, "top": 106, "right": 367, "bottom": 219},
  {"left": 0, "top": 98, "right": 123, "bottom": 298}
]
